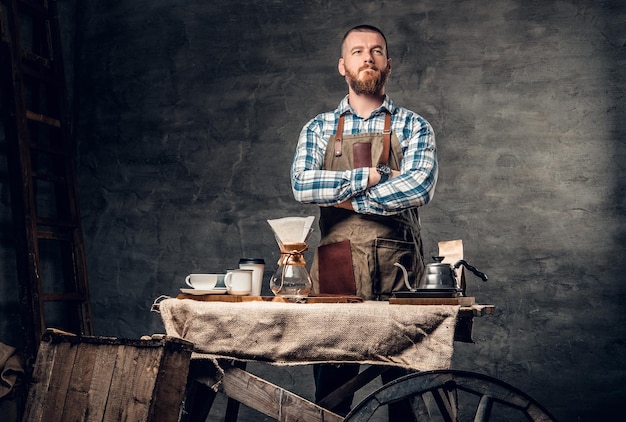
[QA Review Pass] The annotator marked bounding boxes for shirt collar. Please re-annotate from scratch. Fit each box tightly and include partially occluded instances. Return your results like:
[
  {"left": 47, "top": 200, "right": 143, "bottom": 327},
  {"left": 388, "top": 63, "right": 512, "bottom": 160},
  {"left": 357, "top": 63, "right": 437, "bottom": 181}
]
[{"left": 337, "top": 94, "right": 395, "bottom": 118}]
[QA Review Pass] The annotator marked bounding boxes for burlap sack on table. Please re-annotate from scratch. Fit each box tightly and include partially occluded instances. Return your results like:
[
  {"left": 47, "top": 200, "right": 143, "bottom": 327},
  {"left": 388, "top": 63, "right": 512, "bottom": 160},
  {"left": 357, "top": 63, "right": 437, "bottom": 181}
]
[{"left": 158, "top": 299, "right": 459, "bottom": 371}]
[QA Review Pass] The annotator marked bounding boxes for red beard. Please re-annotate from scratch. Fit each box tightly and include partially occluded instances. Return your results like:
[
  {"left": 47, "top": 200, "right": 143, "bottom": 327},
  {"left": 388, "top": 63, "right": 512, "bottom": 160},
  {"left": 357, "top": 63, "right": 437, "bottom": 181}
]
[{"left": 344, "top": 64, "right": 390, "bottom": 95}]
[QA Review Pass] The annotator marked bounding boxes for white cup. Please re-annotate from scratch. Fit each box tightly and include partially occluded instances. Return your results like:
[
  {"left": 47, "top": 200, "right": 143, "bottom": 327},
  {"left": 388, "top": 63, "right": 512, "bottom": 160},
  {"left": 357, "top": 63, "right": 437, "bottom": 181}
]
[
  {"left": 224, "top": 269, "right": 253, "bottom": 295},
  {"left": 239, "top": 258, "right": 265, "bottom": 296},
  {"left": 185, "top": 274, "right": 224, "bottom": 290}
]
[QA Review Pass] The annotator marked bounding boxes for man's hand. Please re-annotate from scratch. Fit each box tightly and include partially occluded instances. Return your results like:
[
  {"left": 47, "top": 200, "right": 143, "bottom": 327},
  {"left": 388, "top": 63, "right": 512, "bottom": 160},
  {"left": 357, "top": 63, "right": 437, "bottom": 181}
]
[
  {"left": 334, "top": 200, "right": 354, "bottom": 210},
  {"left": 367, "top": 167, "right": 400, "bottom": 187},
  {"left": 367, "top": 167, "right": 380, "bottom": 187},
  {"left": 334, "top": 168, "right": 400, "bottom": 210}
]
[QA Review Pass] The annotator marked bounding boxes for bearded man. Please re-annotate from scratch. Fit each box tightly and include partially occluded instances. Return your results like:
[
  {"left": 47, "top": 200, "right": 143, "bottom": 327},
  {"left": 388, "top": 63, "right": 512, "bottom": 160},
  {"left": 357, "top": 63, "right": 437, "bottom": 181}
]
[{"left": 290, "top": 25, "right": 438, "bottom": 419}]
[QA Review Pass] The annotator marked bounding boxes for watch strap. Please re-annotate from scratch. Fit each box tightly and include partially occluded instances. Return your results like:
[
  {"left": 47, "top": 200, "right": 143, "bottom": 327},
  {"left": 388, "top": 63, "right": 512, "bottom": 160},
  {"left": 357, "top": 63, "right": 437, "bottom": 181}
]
[{"left": 376, "top": 163, "right": 391, "bottom": 183}]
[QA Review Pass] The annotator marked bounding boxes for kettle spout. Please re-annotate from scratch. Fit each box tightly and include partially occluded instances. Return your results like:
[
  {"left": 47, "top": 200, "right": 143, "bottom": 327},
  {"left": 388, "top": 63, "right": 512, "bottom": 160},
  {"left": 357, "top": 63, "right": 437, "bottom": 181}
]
[{"left": 394, "top": 262, "right": 415, "bottom": 291}]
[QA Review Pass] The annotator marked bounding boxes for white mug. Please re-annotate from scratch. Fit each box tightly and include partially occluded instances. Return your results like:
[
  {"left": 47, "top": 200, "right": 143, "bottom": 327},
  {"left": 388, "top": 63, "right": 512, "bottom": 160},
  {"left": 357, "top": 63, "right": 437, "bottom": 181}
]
[
  {"left": 239, "top": 258, "right": 265, "bottom": 296},
  {"left": 224, "top": 269, "right": 253, "bottom": 295},
  {"left": 184, "top": 274, "right": 223, "bottom": 290}
]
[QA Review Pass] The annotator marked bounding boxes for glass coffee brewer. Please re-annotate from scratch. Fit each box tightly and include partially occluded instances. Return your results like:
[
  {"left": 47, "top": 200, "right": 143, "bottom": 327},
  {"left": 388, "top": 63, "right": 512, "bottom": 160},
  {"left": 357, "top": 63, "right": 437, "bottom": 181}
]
[{"left": 267, "top": 217, "right": 315, "bottom": 300}]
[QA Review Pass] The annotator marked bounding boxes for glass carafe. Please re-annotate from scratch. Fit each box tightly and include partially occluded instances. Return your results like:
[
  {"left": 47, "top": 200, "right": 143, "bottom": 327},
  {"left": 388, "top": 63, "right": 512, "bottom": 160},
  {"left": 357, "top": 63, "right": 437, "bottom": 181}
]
[{"left": 269, "top": 242, "right": 312, "bottom": 300}]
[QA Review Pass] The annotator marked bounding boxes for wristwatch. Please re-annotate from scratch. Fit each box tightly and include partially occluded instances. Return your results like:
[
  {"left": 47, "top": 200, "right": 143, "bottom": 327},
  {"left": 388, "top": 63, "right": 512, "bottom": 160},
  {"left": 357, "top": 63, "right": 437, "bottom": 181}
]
[{"left": 376, "top": 163, "right": 392, "bottom": 183}]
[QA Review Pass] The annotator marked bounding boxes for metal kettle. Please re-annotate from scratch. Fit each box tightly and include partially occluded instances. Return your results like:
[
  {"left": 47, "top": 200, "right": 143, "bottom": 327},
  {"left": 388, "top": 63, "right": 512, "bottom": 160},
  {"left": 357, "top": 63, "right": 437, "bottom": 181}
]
[{"left": 395, "top": 256, "right": 488, "bottom": 295}]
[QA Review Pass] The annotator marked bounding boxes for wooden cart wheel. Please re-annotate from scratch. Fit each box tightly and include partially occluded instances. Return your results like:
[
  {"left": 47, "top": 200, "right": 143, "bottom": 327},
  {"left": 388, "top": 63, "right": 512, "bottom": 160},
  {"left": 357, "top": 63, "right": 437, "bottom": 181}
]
[{"left": 344, "top": 370, "right": 557, "bottom": 422}]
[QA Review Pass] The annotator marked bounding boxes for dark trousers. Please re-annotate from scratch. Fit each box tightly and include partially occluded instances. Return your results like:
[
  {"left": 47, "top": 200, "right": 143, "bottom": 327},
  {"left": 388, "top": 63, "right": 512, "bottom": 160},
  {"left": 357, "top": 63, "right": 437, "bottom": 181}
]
[{"left": 313, "top": 364, "right": 417, "bottom": 420}]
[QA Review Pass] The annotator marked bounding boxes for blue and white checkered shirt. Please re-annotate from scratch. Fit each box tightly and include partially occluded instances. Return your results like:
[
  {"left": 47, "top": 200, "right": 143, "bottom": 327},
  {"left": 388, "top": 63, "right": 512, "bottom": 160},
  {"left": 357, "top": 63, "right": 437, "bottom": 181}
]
[{"left": 291, "top": 95, "right": 437, "bottom": 216}]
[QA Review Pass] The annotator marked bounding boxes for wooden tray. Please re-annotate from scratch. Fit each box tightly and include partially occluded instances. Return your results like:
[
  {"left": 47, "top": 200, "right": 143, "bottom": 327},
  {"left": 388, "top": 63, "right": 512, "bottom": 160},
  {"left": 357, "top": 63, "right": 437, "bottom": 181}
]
[
  {"left": 176, "top": 294, "right": 364, "bottom": 303},
  {"left": 389, "top": 296, "right": 476, "bottom": 306}
]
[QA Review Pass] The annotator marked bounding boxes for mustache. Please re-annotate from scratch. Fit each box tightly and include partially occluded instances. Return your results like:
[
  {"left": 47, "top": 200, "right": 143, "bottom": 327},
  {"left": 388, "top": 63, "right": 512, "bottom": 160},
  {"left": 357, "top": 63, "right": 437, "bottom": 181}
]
[{"left": 359, "top": 64, "right": 380, "bottom": 72}]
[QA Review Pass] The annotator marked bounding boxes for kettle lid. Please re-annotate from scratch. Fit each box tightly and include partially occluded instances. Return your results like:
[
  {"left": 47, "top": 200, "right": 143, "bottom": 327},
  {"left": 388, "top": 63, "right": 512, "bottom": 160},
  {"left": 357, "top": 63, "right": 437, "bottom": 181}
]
[{"left": 426, "top": 256, "right": 450, "bottom": 267}]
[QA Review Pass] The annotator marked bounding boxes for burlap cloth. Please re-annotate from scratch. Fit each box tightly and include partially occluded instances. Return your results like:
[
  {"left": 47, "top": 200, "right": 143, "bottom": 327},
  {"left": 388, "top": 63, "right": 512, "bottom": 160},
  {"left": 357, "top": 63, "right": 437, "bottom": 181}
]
[
  {"left": 158, "top": 298, "right": 459, "bottom": 371},
  {"left": 0, "top": 341, "right": 24, "bottom": 399}
]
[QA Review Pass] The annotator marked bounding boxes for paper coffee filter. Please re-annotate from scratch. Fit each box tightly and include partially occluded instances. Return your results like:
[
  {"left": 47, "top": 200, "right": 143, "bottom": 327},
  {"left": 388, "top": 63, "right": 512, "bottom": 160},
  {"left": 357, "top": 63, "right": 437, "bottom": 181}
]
[{"left": 267, "top": 216, "right": 315, "bottom": 244}]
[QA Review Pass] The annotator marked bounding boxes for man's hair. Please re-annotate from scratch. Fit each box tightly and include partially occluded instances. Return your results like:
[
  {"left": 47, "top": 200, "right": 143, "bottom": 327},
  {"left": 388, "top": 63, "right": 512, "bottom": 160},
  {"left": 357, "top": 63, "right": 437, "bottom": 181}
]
[{"left": 341, "top": 24, "right": 389, "bottom": 58}]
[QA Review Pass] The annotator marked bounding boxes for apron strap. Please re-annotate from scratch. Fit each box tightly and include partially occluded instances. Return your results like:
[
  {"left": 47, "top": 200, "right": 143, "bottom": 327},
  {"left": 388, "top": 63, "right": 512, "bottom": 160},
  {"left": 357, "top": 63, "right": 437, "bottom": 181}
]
[
  {"left": 379, "top": 112, "right": 392, "bottom": 165},
  {"left": 334, "top": 111, "right": 391, "bottom": 161},
  {"left": 334, "top": 114, "right": 345, "bottom": 157}
]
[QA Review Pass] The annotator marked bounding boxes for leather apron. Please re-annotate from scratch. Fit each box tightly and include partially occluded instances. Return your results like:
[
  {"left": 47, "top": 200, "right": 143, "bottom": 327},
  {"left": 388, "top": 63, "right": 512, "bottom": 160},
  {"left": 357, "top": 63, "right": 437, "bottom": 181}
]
[{"left": 310, "top": 112, "right": 425, "bottom": 300}]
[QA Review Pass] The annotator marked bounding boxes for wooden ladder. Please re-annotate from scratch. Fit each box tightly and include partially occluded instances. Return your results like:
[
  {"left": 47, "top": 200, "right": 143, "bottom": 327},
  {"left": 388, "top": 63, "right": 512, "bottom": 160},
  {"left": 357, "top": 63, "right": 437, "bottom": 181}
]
[{"left": 0, "top": 0, "right": 93, "bottom": 368}]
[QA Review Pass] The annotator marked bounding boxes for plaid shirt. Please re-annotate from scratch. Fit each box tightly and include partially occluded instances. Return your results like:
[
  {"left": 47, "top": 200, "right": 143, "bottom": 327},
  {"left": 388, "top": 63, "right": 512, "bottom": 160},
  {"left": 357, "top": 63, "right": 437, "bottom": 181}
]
[{"left": 291, "top": 95, "right": 438, "bottom": 216}]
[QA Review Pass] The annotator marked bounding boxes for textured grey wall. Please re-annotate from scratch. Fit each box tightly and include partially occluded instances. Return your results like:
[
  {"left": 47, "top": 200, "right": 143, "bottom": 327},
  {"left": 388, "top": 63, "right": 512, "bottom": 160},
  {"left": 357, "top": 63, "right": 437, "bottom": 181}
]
[
  {"left": 0, "top": 0, "right": 624, "bottom": 420},
  {"left": 74, "top": 1, "right": 626, "bottom": 420}
]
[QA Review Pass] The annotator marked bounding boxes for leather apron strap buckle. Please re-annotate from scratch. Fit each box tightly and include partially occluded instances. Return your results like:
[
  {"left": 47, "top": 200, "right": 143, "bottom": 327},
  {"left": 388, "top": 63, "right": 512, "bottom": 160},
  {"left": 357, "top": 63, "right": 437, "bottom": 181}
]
[
  {"left": 379, "top": 112, "right": 392, "bottom": 165},
  {"left": 334, "top": 114, "right": 345, "bottom": 157},
  {"left": 334, "top": 112, "right": 392, "bottom": 161}
]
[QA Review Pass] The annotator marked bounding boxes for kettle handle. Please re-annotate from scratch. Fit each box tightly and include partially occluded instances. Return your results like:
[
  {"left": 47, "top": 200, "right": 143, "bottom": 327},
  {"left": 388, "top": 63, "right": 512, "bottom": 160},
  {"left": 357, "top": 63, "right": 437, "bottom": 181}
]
[{"left": 454, "top": 260, "right": 488, "bottom": 281}]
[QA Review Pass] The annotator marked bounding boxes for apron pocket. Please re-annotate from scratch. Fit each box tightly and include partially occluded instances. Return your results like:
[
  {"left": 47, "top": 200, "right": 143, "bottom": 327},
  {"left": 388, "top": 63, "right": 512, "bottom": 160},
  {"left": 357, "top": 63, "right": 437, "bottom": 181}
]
[
  {"left": 352, "top": 142, "right": 372, "bottom": 168},
  {"left": 374, "top": 238, "right": 418, "bottom": 296},
  {"left": 318, "top": 240, "right": 356, "bottom": 295}
]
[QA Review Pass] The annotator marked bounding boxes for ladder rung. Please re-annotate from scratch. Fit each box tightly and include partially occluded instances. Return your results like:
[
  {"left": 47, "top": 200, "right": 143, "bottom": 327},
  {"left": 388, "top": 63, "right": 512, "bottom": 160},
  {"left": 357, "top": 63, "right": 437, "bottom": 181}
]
[
  {"left": 37, "top": 230, "right": 72, "bottom": 241},
  {"left": 26, "top": 110, "right": 61, "bottom": 128},
  {"left": 21, "top": 50, "right": 51, "bottom": 70},
  {"left": 32, "top": 171, "right": 66, "bottom": 183},
  {"left": 37, "top": 217, "right": 78, "bottom": 229},
  {"left": 41, "top": 292, "right": 88, "bottom": 302}
]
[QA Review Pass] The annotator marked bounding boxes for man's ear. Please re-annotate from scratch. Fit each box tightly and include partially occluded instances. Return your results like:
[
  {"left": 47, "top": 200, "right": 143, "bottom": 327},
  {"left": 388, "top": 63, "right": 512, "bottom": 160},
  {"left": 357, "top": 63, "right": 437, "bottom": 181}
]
[{"left": 338, "top": 58, "right": 346, "bottom": 76}]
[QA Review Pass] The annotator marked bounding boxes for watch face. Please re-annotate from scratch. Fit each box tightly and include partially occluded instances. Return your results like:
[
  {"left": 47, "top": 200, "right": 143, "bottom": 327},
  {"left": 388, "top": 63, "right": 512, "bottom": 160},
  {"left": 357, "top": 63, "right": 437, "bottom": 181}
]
[{"left": 377, "top": 164, "right": 391, "bottom": 175}]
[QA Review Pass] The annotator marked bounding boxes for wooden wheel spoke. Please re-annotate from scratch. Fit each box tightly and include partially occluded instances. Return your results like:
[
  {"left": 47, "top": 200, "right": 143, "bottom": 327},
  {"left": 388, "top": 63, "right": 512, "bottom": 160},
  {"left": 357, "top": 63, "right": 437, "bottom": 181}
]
[
  {"left": 473, "top": 394, "right": 494, "bottom": 422},
  {"left": 454, "top": 377, "right": 538, "bottom": 411},
  {"left": 411, "top": 391, "right": 434, "bottom": 420},
  {"left": 431, "top": 384, "right": 459, "bottom": 422}
]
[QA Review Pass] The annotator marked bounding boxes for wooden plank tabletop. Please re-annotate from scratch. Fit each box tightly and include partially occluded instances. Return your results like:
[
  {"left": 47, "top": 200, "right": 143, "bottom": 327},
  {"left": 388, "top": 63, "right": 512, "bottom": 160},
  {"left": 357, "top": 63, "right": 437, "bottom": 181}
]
[
  {"left": 174, "top": 294, "right": 494, "bottom": 316},
  {"left": 175, "top": 294, "right": 363, "bottom": 303}
]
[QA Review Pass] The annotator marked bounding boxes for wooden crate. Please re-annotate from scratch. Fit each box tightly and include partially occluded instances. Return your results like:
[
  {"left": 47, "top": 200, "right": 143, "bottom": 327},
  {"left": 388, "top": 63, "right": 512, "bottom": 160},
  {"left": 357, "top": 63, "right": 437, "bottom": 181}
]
[{"left": 22, "top": 329, "right": 193, "bottom": 422}]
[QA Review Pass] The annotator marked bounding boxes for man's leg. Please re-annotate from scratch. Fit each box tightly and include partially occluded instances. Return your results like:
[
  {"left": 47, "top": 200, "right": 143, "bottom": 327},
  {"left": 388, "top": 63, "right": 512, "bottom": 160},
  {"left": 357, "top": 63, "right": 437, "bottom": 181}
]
[
  {"left": 313, "top": 363, "right": 360, "bottom": 416},
  {"left": 381, "top": 366, "right": 418, "bottom": 422}
]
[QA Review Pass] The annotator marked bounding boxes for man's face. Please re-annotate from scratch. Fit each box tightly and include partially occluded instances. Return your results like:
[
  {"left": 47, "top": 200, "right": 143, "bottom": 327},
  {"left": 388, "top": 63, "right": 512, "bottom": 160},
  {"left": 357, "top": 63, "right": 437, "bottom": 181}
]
[{"left": 338, "top": 31, "right": 391, "bottom": 96}]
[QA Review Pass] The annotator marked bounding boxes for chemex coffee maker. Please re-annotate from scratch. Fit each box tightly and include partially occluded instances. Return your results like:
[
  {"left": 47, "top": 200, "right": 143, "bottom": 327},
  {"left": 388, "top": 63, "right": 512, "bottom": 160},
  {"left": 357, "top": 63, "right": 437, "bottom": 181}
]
[{"left": 267, "top": 217, "right": 315, "bottom": 300}]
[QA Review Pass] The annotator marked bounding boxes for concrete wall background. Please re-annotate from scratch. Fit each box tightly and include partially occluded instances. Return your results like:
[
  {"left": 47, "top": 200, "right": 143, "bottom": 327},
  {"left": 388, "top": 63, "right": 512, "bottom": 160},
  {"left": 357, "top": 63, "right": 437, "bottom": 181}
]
[{"left": 1, "top": 0, "right": 624, "bottom": 420}]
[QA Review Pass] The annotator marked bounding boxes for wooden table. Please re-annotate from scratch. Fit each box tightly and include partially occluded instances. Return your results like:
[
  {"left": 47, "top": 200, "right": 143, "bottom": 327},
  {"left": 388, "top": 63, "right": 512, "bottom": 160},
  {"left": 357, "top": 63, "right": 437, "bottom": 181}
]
[{"left": 157, "top": 295, "right": 495, "bottom": 421}]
